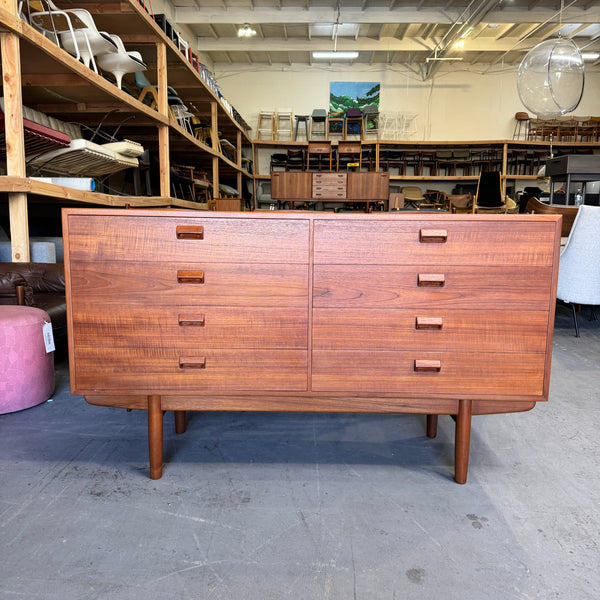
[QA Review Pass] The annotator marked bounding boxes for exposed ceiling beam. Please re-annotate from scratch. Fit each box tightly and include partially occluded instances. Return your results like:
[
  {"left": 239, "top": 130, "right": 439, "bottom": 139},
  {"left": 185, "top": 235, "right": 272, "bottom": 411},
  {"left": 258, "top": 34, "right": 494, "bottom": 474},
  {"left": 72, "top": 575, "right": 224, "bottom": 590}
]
[
  {"left": 195, "top": 36, "right": 549, "bottom": 53},
  {"left": 175, "top": 6, "right": 599, "bottom": 25}
]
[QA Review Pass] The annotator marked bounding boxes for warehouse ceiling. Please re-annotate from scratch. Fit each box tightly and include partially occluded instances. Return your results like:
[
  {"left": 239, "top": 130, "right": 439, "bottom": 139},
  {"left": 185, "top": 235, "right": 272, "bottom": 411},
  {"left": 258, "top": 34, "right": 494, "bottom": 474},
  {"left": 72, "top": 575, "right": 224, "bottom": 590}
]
[{"left": 172, "top": 0, "right": 600, "bottom": 76}]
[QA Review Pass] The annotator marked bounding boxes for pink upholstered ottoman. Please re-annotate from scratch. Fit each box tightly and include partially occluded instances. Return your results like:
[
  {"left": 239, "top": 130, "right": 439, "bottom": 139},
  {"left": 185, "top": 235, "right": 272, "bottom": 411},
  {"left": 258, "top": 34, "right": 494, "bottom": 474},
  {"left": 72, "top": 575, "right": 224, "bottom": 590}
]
[{"left": 0, "top": 305, "right": 55, "bottom": 414}]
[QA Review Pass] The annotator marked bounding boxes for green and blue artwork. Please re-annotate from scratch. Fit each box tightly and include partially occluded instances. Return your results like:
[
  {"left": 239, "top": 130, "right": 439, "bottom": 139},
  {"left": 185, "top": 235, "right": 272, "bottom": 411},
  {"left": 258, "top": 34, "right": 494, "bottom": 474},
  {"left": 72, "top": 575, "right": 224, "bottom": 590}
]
[
  {"left": 329, "top": 81, "right": 380, "bottom": 112},
  {"left": 329, "top": 81, "right": 380, "bottom": 134}
]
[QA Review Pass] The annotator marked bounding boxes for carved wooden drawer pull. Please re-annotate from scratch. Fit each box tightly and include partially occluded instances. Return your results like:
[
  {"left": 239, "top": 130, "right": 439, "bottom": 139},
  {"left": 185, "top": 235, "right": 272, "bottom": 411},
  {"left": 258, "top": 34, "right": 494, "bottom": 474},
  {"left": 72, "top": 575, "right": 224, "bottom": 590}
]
[
  {"left": 176, "top": 225, "right": 204, "bottom": 239},
  {"left": 177, "top": 270, "right": 205, "bottom": 284},
  {"left": 414, "top": 359, "right": 441, "bottom": 372},
  {"left": 417, "top": 273, "right": 445, "bottom": 287},
  {"left": 178, "top": 314, "right": 205, "bottom": 327},
  {"left": 415, "top": 316, "right": 443, "bottom": 330},
  {"left": 179, "top": 357, "right": 206, "bottom": 369},
  {"left": 419, "top": 229, "right": 447, "bottom": 243}
]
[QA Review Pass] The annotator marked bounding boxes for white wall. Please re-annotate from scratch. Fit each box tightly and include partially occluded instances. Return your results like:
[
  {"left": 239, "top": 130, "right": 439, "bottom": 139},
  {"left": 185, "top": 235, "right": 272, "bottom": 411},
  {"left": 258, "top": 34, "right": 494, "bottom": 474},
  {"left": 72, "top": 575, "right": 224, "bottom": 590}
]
[{"left": 214, "top": 64, "right": 600, "bottom": 141}]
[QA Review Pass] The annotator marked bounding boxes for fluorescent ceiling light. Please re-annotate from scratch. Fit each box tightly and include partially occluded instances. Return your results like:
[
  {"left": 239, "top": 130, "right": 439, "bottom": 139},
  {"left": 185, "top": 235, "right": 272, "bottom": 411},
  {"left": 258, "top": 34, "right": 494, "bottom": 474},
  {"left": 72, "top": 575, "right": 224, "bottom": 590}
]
[
  {"left": 309, "top": 23, "right": 360, "bottom": 38},
  {"left": 582, "top": 52, "right": 600, "bottom": 60},
  {"left": 237, "top": 23, "right": 256, "bottom": 37},
  {"left": 425, "top": 57, "right": 463, "bottom": 62},
  {"left": 312, "top": 51, "right": 359, "bottom": 60}
]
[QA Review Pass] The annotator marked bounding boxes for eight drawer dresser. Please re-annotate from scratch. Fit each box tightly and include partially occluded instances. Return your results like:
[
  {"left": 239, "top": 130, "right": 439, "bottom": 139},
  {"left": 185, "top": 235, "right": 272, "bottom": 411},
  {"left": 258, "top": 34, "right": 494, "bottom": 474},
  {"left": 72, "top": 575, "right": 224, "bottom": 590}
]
[{"left": 62, "top": 208, "right": 562, "bottom": 482}]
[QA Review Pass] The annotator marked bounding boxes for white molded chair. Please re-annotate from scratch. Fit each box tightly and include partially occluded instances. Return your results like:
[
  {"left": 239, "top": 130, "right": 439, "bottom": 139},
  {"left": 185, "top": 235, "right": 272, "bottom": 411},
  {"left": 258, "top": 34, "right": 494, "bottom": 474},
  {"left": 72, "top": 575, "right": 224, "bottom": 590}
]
[
  {"left": 96, "top": 34, "right": 147, "bottom": 89},
  {"left": 22, "top": 0, "right": 90, "bottom": 64},
  {"left": 54, "top": 5, "right": 117, "bottom": 71},
  {"left": 556, "top": 205, "right": 600, "bottom": 337}
]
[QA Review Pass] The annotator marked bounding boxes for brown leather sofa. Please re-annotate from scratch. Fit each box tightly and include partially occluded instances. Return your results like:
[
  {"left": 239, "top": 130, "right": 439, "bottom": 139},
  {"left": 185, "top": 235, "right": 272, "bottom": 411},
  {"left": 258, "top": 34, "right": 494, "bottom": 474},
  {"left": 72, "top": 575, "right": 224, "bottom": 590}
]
[{"left": 0, "top": 262, "right": 67, "bottom": 356}]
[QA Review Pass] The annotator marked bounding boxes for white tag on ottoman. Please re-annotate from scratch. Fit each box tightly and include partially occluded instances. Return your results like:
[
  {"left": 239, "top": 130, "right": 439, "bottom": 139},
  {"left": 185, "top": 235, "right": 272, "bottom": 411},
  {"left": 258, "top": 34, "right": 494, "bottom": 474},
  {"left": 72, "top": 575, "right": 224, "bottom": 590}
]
[{"left": 43, "top": 321, "right": 55, "bottom": 353}]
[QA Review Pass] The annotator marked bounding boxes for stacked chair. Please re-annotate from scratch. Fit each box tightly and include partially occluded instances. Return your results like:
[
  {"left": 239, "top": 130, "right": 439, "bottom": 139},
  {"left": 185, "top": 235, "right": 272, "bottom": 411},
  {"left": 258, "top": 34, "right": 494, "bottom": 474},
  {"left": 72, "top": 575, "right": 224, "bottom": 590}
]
[{"left": 21, "top": 1, "right": 147, "bottom": 89}]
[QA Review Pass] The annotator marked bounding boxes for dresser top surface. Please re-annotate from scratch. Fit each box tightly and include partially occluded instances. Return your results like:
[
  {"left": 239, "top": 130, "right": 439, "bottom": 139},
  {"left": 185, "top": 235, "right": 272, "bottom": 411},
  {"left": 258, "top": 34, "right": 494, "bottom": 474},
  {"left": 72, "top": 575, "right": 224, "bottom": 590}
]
[{"left": 62, "top": 208, "right": 563, "bottom": 225}]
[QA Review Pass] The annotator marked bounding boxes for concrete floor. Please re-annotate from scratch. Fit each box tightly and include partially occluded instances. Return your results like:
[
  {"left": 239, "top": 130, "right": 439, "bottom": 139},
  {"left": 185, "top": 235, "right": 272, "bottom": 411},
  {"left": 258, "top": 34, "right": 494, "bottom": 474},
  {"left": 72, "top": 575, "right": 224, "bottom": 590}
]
[{"left": 1, "top": 302, "right": 599, "bottom": 600}]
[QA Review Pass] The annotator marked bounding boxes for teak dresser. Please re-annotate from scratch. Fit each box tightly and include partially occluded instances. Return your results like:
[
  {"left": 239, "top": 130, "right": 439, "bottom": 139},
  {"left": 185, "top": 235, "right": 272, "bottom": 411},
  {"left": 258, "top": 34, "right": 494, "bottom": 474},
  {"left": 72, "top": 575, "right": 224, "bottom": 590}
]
[{"left": 62, "top": 208, "right": 562, "bottom": 483}]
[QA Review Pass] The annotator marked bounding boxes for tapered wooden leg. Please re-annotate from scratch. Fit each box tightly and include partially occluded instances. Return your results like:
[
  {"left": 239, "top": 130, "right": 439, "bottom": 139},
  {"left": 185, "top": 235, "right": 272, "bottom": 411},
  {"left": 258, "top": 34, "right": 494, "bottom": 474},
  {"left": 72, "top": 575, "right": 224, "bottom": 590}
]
[
  {"left": 148, "top": 395, "right": 163, "bottom": 480},
  {"left": 455, "top": 400, "right": 472, "bottom": 484},
  {"left": 426, "top": 414, "right": 438, "bottom": 438},
  {"left": 174, "top": 410, "right": 186, "bottom": 434}
]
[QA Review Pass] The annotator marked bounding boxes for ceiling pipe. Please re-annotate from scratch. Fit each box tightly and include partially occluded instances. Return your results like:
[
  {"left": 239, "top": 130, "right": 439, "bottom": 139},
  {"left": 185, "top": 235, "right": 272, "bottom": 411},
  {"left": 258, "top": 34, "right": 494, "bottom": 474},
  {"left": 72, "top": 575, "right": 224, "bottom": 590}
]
[{"left": 424, "top": 0, "right": 502, "bottom": 79}]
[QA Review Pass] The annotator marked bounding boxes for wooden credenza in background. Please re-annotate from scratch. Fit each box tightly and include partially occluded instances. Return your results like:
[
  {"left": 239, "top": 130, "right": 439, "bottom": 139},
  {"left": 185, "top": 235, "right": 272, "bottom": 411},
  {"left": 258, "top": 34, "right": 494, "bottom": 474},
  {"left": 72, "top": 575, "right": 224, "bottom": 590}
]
[
  {"left": 62, "top": 209, "right": 561, "bottom": 482},
  {"left": 271, "top": 171, "right": 389, "bottom": 210}
]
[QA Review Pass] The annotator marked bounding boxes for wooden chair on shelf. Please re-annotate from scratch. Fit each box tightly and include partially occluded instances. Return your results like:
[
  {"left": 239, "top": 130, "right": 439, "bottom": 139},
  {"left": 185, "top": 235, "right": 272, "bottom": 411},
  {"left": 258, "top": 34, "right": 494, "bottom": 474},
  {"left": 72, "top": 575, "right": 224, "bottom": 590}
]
[
  {"left": 328, "top": 112, "right": 344, "bottom": 140},
  {"left": 275, "top": 108, "right": 293, "bottom": 141},
  {"left": 309, "top": 109, "right": 328, "bottom": 140},
  {"left": 556, "top": 116, "right": 578, "bottom": 142},
  {"left": 362, "top": 105, "right": 379, "bottom": 139},
  {"left": 419, "top": 151, "right": 437, "bottom": 176},
  {"left": 361, "top": 147, "right": 375, "bottom": 171},
  {"left": 306, "top": 140, "right": 332, "bottom": 171},
  {"left": 404, "top": 151, "right": 422, "bottom": 176},
  {"left": 191, "top": 117, "right": 210, "bottom": 145},
  {"left": 384, "top": 149, "right": 406, "bottom": 176},
  {"left": 450, "top": 150, "right": 472, "bottom": 176},
  {"left": 256, "top": 109, "right": 275, "bottom": 140},
  {"left": 435, "top": 150, "right": 454, "bottom": 175},
  {"left": 134, "top": 72, "right": 182, "bottom": 120},
  {"left": 171, "top": 165, "right": 212, "bottom": 204},
  {"left": 269, "top": 152, "right": 287, "bottom": 172},
  {"left": 343, "top": 108, "right": 364, "bottom": 140},
  {"left": 336, "top": 141, "right": 362, "bottom": 172},
  {"left": 513, "top": 112, "right": 530, "bottom": 140},
  {"left": 470, "top": 149, "right": 491, "bottom": 174},
  {"left": 507, "top": 148, "right": 530, "bottom": 175},
  {"left": 294, "top": 115, "right": 310, "bottom": 141},
  {"left": 285, "top": 148, "right": 305, "bottom": 171}
]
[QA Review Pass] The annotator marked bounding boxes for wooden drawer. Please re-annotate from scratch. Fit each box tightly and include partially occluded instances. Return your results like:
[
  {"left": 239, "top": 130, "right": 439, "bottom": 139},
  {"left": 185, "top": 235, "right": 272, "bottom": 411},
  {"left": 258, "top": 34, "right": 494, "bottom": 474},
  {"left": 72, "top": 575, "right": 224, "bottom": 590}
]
[
  {"left": 313, "top": 308, "right": 550, "bottom": 353},
  {"left": 311, "top": 351, "right": 546, "bottom": 397},
  {"left": 313, "top": 219, "right": 558, "bottom": 266},
  {"left": 313, "top": 188, "right": 346, "bottom": 198},
  {"left": 313, "top": 173, "right": 346, "bottom": 184},
  {"left": 71, "top": 305, "right": 308, "bottom": 349},
  {"left": 72, "top": 348, "right": 308, "bottom": 394},
  {"left": 68, "top": 261, "right": 309, "bottom": 307},
  {"left": 313, "top": 265, "right": 554, "bottom": 310},
  {"left": 64, "top": 215, "right": 310, "bottom": 263}
]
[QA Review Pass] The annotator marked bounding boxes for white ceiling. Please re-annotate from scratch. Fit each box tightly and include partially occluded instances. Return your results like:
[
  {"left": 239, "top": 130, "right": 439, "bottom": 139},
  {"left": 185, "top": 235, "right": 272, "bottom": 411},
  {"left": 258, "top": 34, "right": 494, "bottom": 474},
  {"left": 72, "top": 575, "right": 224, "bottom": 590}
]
[{"left": 171, "top": 0, "right": 600, "bottom": 77}]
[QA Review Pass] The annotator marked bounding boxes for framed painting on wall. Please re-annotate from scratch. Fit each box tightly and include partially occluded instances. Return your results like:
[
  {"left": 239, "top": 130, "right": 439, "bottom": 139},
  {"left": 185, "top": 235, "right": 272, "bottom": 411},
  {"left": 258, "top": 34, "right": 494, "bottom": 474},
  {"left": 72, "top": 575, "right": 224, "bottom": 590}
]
[{"left": 329, "top": 81, "right": 380, "bottom": 135}]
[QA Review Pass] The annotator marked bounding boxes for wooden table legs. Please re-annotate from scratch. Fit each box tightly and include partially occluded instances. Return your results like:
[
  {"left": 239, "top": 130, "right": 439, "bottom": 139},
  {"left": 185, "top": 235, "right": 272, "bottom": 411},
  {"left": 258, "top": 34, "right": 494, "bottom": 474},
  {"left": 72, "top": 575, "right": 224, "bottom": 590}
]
[
  {"left": 148, "top": 400, "right": 187, "bottom": 479},
  {"left": 148, "top": 395, "right": 163, "bottom": 480},
  {"left": 148, "top": 402, "right": 473, "bottom": 483},
  {"left": 174, "top": 410, "right": 186, "bottom": 434},
  {"left": 426, "top": 402, "right": 473, "bottom": 484},
  {"left": 426, "top": 414, "right": 438, "bottom": 438},
  {"left": 455, "top": 400, "right": 472, "bottom": 484}
]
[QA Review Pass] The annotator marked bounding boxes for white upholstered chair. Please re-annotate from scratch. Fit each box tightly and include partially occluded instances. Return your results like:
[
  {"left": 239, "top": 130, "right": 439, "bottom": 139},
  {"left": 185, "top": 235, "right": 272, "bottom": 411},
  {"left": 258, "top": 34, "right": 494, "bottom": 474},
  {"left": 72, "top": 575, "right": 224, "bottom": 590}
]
[{"left": 556, "top": 205, "right": 600, "bottom": 337}]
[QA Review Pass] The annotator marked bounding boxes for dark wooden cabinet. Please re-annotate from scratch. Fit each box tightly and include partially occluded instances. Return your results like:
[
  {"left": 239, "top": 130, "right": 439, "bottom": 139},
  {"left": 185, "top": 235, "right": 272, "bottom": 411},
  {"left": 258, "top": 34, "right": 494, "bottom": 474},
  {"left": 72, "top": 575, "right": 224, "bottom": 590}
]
[
  {"left": 63, "top": 209, "right": 561, "bottom": 483},
  {"left": 271, "top": 171, "right": 389, "bottom": 209},
  {"left": 346, "top": 172, "right": 389, "bottom": 200},
  {"left": 270, "top": 172, "right": 312, "bottom": 201}
]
